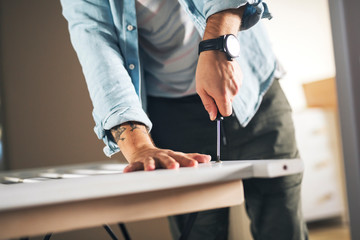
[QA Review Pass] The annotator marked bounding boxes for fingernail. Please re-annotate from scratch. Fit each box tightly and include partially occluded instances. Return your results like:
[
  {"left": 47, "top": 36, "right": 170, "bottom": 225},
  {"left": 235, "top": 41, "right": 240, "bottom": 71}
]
[
  {"left": 171, "top": 162, "right": 179, "bottom": 168},
  {"left": 209, "top": 112, "right": 215, "bottom": 121},
  {"left": 146, "top": 165, "right": 155, "bottom": 171}
]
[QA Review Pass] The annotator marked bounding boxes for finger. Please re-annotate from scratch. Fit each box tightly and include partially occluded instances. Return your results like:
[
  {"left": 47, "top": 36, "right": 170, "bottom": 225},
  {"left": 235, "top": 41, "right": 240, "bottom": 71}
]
[
  {"left": 215, "top": 96, "right": 232, "bottom": 117},
  {"left": 156, "top": 154, "right": 180, "bottom": 169},
  {"left": 187, "top": 153, "right": 212, "bottom": 163},
  {"left": 197, "top": 90, "right": 218, "bottom": 121},
  {"left": 144, "top": 157, "right": 156, "bottom": 171},
  {"left": 169, "top": 152, "right": 198, "bottom": 167},
  {"left": 123, "top": 162, "right": 144, "bottom": 173}
]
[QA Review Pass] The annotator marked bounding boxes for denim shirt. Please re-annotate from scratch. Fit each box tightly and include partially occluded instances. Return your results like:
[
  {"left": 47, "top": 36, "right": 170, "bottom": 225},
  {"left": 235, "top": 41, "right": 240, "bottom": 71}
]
[{"left": 60, "top": 0, "right": 277, "bottom": 157}]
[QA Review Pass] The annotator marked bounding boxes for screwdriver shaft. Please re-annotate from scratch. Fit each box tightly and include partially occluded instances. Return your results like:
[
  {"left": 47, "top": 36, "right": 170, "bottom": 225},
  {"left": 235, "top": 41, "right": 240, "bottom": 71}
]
[{"left": 216, "top": 119, "right": 221, "bottom": 162}]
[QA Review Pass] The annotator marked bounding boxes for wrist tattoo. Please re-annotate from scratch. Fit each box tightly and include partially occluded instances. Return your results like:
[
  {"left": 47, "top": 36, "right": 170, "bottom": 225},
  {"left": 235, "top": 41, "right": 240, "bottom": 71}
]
[
  {"left": 128, "top": 121, "right": 148, "bottom": 135},
  {"left": 111, "top": 126, "right": 126, "bottom": 142},
  {"left": 129, "top": 122, "right": 139, "bottom": 132},
  {"left": 111, "top": 121, "right": 148, "bottom": 143}
]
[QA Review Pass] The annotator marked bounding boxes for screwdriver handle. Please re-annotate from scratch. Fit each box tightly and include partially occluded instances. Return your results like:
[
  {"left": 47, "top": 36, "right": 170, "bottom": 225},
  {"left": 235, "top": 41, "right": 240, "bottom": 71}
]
[{"left": 215, "top": 110, "right": 224, "bottom": 121}]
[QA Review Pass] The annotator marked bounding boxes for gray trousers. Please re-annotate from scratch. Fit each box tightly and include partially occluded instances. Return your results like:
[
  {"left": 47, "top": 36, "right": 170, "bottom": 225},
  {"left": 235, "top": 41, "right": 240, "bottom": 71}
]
[{"left": 147, "top": 80, "right": 308, "bottom": 240}]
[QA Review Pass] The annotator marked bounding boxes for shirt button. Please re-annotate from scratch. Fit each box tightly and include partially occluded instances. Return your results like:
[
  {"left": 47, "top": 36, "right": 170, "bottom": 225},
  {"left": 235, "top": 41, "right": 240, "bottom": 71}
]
[
  {"left": 129, "top": 64, "right": 135, "bottom": 70},
  {"left": 127, "top": 25, "right": 134, "bottom": 31}
]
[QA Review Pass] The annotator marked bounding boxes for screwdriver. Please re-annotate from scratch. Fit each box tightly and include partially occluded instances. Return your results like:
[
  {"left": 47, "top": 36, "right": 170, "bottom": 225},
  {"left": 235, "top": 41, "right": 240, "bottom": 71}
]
[{"left": 216, "top": 111, "right": 224, "bottom": 163}]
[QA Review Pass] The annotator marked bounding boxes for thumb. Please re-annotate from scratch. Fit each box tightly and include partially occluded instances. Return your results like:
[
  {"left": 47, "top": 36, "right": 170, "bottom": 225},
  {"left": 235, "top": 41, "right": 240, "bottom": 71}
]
[{"left": 198, "top": 90, "right": 218, "bottom": 121}]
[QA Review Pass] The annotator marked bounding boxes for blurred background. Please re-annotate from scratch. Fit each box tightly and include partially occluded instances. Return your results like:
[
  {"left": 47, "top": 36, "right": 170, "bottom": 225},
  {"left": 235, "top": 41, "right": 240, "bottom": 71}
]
[{"left": 0, "top": 0, "right": 352, "bottom": 239}]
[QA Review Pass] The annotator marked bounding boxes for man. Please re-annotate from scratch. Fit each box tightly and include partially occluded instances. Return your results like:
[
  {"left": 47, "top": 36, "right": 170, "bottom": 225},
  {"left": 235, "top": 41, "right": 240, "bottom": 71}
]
[{"left": 61, "top": 0, "right": 308, "bottom": 239}]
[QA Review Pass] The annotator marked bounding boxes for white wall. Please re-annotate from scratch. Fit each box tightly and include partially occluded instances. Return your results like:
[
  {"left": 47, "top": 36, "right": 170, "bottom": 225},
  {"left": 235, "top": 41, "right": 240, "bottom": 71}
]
[
  {"left": 263, "top": 0, "right": 347, "bottom": 223},
  {"left": 263, "top": 0, "right": 336, "bottom": 111}
]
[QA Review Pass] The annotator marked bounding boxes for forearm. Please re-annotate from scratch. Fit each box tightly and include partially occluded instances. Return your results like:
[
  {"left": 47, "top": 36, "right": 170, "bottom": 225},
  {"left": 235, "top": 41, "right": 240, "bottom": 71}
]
[
  {"left": 111, "top": 122, "right": 154, "bottom": 163},
  {"left": 196, "top": 8, "right": 245, "bottom": 119},
  {"left": 203, "top": 8, "right": 245, "bottom": 40}
]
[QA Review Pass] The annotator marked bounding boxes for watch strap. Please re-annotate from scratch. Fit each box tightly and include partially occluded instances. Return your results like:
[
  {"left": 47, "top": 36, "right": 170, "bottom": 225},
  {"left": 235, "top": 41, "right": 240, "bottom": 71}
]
[{"left": 198, "top": 37, "right": 224, "bottom": 55}]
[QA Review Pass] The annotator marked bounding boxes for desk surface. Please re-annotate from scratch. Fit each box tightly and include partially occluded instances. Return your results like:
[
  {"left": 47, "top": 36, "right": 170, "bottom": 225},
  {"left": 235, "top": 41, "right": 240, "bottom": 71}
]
[
  {"left": 0, "top": 159, "right": 303, "bottom": 239},
  {"left": 0, "top": 159, "right": 303, "bottom": 211}
]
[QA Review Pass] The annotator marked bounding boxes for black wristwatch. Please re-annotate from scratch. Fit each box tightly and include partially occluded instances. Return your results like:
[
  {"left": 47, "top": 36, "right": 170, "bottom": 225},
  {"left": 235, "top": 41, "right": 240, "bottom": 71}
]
[{"left": 198, "top": 34, "right": 240, "bottom": 61}]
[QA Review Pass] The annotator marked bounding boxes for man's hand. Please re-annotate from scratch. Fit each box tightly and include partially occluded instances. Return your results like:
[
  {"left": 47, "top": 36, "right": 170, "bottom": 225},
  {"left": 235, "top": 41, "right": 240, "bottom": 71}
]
[
  {"left": 196, "top": 50, "right": 242, "bottom": 120},
  {"left": 196, "top": 8, "right": 245, "bottom": 120},
  {"left": 111, "top": 122, "right": 211, "bottom": 172},
  {"left": 121, "top": 146, "right": 211, "bottom": 173}
]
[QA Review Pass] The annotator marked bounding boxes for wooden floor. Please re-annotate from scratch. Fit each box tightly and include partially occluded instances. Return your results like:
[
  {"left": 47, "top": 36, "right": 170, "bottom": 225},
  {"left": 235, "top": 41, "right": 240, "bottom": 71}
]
[
  {"left": 19, "top": 216, "right": 353, "bottom": 240},
  {"left": 308, "top": 219, "right": 351, "bottom": 240}
]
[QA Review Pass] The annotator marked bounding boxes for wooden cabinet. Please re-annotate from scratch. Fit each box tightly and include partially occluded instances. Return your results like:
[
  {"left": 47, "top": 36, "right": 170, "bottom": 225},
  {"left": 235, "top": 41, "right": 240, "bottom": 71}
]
[{"left": 293, "top": 109, "right": 345, "bottom": 221}]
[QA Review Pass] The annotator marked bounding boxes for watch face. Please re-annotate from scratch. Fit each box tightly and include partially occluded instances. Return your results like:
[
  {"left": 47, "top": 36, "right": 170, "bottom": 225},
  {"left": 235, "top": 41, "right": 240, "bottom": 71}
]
[{"left": 225, "top": 35, "right": 240, "bottom": 58}]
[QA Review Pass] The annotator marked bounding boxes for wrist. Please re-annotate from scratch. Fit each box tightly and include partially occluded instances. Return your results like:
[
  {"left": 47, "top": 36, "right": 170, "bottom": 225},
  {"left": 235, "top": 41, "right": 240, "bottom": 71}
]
[
  {"left": 198, "top": 34, "right": 240, "bottom": 61},
  {"left": 111, "top": 122, "right": 155, "bottom": 162},
  {"left": 203, "top": 8, "right": 245, "bottom": 40},
  {"left": 123, "top": 143, "right": 155, "bottom": 164}
]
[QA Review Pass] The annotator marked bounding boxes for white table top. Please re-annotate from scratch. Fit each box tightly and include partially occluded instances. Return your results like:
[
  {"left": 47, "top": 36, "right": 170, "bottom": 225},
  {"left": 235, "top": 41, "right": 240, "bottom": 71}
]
[{"left": 0, "top": 159, "right": 303, "bottom": 211}]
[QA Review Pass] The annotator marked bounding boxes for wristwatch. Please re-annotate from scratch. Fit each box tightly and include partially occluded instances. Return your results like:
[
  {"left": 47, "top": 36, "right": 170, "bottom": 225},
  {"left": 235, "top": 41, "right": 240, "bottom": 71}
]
[{"left": 198, "top": 34, "right": 240, "bottom": 61}]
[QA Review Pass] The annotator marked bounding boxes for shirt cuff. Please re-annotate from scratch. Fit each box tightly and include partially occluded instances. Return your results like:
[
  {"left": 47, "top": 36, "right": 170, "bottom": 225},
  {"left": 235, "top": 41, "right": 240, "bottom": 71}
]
[
  {"left": 204, "top": 0, "right": 272, "bottom": 31},
  {"left": 241, "top": 1, "right": 272, "bottom": 30},
  {"left": 93, "top": 107, "right": 153, "bottom": 157}
]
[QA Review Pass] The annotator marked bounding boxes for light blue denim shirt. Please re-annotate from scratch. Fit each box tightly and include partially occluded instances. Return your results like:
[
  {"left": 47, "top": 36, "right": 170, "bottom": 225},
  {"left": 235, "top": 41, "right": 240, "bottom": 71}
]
[{"left": 61, "top": 0, "right": 277, "bottom": 157}]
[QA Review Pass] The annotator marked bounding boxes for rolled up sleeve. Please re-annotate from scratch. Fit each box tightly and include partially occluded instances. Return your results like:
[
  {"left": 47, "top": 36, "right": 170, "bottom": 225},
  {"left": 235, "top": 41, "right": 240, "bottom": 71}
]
[
  {"left": 61, "top": 0, "right": 152, "bottom": 157},
  {"left": 203, "top": 0, "right": 272, "bottom": 30},
  {"left": 95, "top": 106, "right": 153, "bottom": 157}
]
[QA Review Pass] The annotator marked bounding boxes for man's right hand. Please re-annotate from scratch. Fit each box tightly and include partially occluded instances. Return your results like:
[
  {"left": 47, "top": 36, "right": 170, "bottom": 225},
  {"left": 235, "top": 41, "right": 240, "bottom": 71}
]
[
  {"left": 196, "top": 50, "right": 242, "bottom": 120},
  {"left": 196, "top": 8, "right": 245, "bottom": 121},
  {"left": 111, "top": 122, "right": 211, "bottom": 172}
]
